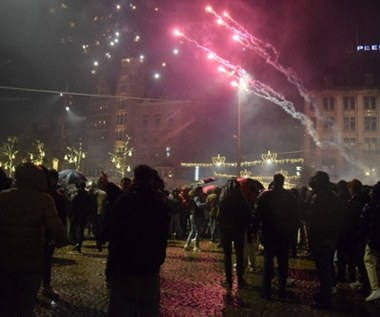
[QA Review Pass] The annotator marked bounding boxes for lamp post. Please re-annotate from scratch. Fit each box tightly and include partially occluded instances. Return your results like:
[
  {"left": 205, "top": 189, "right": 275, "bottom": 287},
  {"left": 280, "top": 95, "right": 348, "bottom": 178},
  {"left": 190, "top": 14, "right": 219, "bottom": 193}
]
[
  {"left": 236, "top": 88, "right": 242, "bottom": 176},
  {"left": 59, "top": 88, "right": 70, "bottom": 170}
]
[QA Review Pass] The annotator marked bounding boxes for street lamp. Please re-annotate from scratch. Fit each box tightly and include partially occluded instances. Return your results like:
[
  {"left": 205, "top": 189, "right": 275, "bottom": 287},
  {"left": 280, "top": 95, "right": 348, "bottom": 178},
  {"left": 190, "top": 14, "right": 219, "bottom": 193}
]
[
  {"left": 232, "top": 76, "right": 248, "bottom": 176},
  {"left": 236, "top": 87, "right": 242, "bottom": 176},
  {"left": 59, "top": 88, "right": 71, "bottom": 170}
]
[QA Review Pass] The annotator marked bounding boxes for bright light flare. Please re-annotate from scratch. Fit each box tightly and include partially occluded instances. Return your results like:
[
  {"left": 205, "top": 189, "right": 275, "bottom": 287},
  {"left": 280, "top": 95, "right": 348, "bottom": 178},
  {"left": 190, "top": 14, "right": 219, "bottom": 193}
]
[
  {"left": 218, "top": 66, "right": 226, "bottom": 73},
  {"left": 207, "top": 53, "right": 215, "bottom": 60},
  {"left": 173, "top": 48, "right": 179, "bottom": 55},
  {"left": 173, "top": 29, "right": 183, "bottom": 37},
  {"left": 217, "top": 18, "right": 224, "bottom": 25},
  {"left": 232, "top": 34, "right": 240, "bottom": 41},
  {"left": 205, "top": 6, "right": 213, "bottom": 13},
  {"left": 154, "top": 73, "right": 160, "bottom": 79},
  {"left": 230, "top": 80, "right": 238, "bottom": 87}
]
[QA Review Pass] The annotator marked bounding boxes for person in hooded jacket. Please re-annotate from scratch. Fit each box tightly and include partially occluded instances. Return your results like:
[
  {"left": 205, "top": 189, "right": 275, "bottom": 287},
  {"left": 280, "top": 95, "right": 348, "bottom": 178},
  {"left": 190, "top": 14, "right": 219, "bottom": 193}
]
[
  {"left": 252, "top": 174, "right": 298, "bottom": 299},
  {"left": 307, "top": 171, "right": 344, "bottom": 309},
  {"left": 0, "top": 162, "right": 67, "bottom": 317},
  {"left": 359, "top": 181, "right": 380, "bottom": 302},
  {"left": 106, "top": 164, "right": 170, "bottom": 317},
  {"left": 344, "top": 179, "right": 371, "bottom": 291},
  {"left": 218, "top": 178, "right": 251, "bottom": 288}
]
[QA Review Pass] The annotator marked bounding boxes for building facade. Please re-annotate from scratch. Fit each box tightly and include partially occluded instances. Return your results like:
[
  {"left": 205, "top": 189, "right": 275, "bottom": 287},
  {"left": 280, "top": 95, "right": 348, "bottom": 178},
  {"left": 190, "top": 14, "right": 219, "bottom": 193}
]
[
  {"left": 303, "top": 89, "right": 380, "bottom": 184},
  {"left": 84, "top": 57, "right": 202, "bottom": 187}
]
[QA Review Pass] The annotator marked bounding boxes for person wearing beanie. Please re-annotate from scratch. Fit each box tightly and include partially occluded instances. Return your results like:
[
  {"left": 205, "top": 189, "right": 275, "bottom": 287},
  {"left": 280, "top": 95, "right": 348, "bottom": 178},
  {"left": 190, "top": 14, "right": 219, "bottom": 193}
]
[{"left": 0, "top": 162, "right": 67, "bottom": 316}]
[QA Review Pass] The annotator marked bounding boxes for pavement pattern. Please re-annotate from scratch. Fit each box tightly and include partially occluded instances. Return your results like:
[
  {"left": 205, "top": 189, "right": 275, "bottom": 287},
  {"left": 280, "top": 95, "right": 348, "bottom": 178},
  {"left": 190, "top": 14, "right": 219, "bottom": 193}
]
[{"left": 34, "top": 239, "right": 380, "bottom": 317}]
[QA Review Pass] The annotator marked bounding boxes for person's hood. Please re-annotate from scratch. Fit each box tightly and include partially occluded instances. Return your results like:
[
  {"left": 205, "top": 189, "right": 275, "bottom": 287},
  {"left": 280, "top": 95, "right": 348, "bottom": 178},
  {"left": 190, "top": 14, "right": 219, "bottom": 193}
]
[{"left": 15, "top": 163, "right": 48, "bottom": 192}]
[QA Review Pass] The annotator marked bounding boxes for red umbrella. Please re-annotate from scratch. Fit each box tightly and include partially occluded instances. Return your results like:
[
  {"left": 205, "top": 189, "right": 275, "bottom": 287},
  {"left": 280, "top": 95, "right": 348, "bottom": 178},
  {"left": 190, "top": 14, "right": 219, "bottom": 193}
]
[{"left": 202, "top": 184, "right": 217, "bottom": 194}]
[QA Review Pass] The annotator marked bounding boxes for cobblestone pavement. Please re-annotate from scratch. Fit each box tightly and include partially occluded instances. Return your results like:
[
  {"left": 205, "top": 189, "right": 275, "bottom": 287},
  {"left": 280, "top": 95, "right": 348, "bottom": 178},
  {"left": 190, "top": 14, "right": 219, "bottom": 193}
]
[{"left": 34, "top": 239, "right": 380, "bottom": 317}]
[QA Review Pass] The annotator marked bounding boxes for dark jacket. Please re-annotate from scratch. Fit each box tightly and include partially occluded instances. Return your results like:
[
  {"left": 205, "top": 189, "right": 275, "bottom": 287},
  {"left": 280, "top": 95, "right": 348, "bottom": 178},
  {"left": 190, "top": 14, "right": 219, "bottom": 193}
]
[
  {"left": 344, "top": 191, "right": 370, "bottom": 241},
  {"left": 253, "top": 187, "right": 298, "bottom": 243},
  {"left": 108, "top": 185, "right": 170, "bottom": 275},
  {"left": 0, "top": 168, "right": 67, "bottom": 273},
  {"left": 70, "top": 188, "right": 92, "bottom": 225},
  {"left": 308, "top": 188, "right": 344, "bottom": 249},
  {"left": 359, "top": 199, "right": 380, "bottom": 251},
  {"left": 217, "top": 182, "right": 251, "bottom": 232}
]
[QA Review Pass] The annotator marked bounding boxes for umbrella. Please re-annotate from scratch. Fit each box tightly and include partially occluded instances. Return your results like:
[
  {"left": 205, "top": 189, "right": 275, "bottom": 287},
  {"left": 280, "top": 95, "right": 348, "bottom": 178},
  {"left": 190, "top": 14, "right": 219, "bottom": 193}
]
[
  {"left": 58, "top": 169, "right": 87, "bottom": 185},
  {"left": 202, "top": 184, "right": 218, "bottom": 194}
]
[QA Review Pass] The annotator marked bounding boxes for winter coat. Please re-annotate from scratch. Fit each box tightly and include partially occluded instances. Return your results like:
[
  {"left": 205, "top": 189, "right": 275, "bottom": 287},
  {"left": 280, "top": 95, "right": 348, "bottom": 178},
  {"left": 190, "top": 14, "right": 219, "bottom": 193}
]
[
  {"left": 108, "top": 185, "right": 170, "bottom": 276},
  {"left": 0, "top": 185, "right": 67, "bottom": 273},
  {"left": 217, "top": 186, "right": 251, "bottom": 233},
  {"left": 253, "top": 187, "right": 298, "bottom": 243},
  {"left": 308, "top": 188, "right": 344, "bottom": 250}
]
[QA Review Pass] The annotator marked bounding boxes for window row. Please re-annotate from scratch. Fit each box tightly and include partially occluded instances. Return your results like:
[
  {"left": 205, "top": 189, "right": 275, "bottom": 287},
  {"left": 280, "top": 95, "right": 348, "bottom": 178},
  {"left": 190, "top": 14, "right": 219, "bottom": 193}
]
[
  {"left": 88, "top": 103, "right": 110, "bottom": 113},
  {"left": 89, "top": 116, "right": 108, "bottom": 128},
  {"left": 314, "top": 96, "right": 378, "bottom": 112},
  {"left": 314, "top": 116, "right": 378, "bottom": 132},
  {"left": 143, "top": 114, "right": 161, "bottom": 127}
]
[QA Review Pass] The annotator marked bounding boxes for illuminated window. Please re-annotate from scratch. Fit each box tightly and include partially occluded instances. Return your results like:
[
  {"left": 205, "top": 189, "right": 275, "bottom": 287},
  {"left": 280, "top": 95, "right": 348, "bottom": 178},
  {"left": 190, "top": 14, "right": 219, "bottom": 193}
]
[
  {"left": 343, "top": 96, "right": 355, "bottom": 111},
  {"left": 364, "top": 117, "right": 377, "bottom": 131},
  {"left": 343, "top": 117, "right": 356, "bottom": 131},
  {"left": 364, "top": 96, "right": 376, "bottom": 111},
  {"left": 323, "top": 97, "right": 335, "bottom": 111}
]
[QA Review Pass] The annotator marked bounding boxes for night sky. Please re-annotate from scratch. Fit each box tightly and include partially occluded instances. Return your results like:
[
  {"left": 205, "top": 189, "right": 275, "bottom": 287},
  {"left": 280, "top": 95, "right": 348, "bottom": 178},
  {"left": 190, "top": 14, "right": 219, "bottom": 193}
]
[{"left": 0, "top": 0, "right": 379, "bottom": 160}]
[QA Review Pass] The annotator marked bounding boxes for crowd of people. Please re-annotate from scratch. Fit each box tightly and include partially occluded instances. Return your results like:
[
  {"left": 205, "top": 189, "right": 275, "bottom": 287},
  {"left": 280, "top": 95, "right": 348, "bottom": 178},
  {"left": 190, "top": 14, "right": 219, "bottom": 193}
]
[{"left": 0, "top": 162, "right": 380, "bottom": 316}]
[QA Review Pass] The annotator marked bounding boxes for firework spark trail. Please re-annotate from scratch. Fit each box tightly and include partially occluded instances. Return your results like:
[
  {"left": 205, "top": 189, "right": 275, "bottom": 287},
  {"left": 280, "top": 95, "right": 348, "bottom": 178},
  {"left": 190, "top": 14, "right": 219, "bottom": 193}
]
[
  {"left": 175, "top": 30, "right": 362, "bottom": 167},
  {"left": 206, "top": 6, "right": 322, "bottom": 116},
  {"left": 204, "top": 6, "right": 367, "bottom": 167},
  {"left": 175, "top": 30, "right": 322, "bottom": 147}
]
